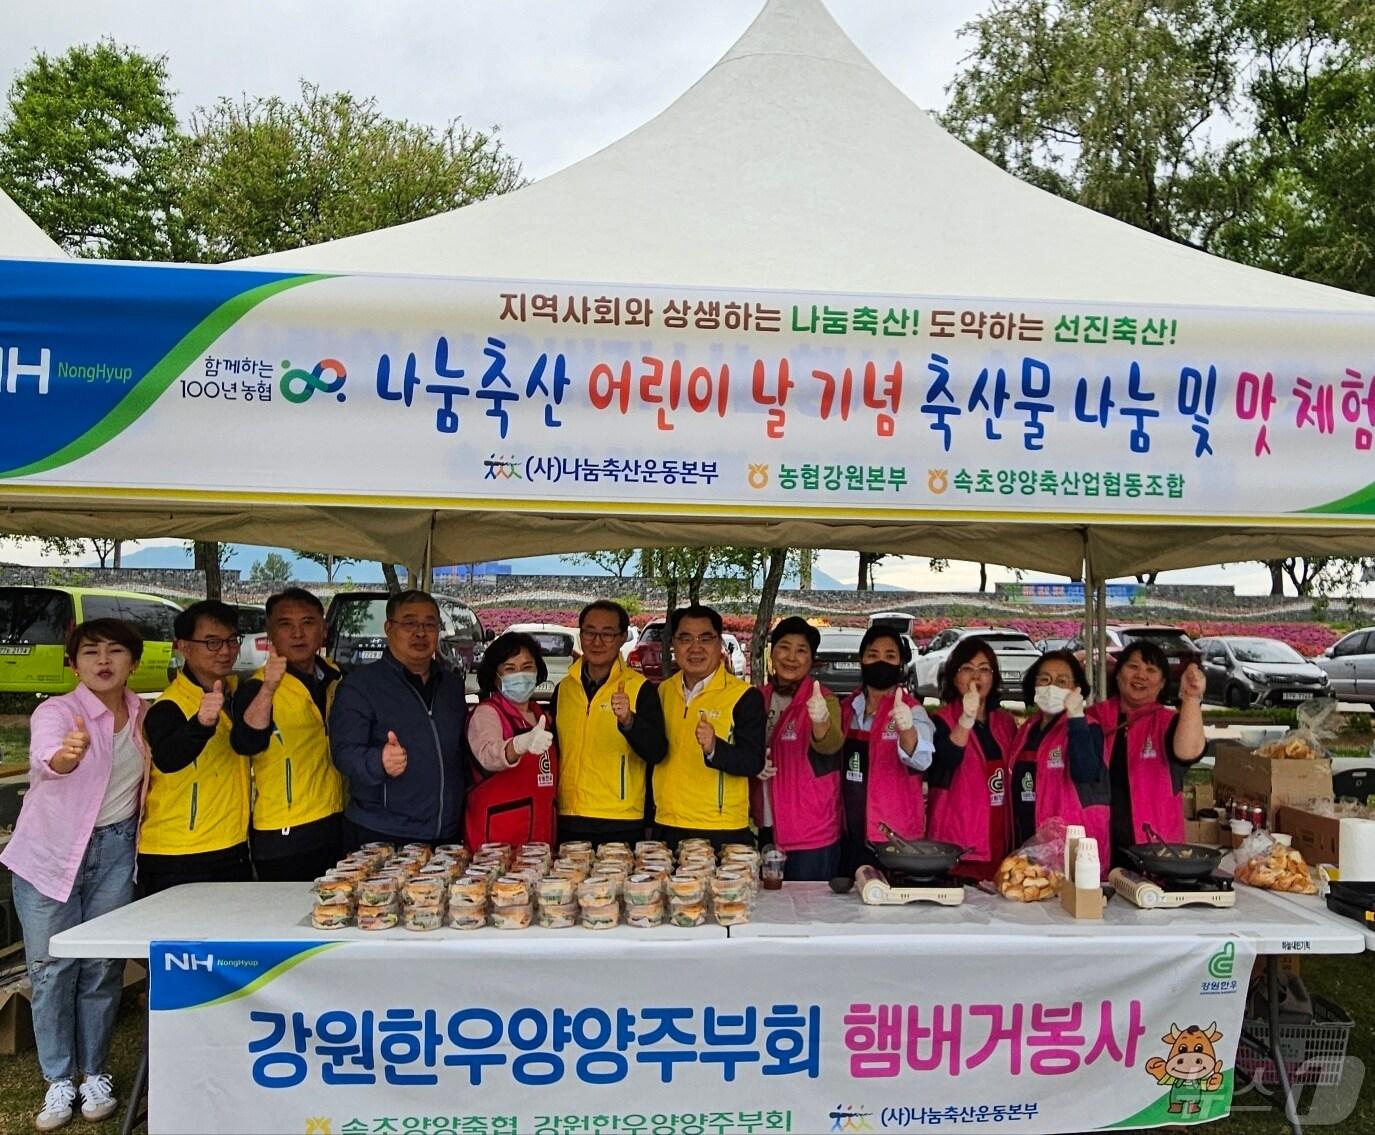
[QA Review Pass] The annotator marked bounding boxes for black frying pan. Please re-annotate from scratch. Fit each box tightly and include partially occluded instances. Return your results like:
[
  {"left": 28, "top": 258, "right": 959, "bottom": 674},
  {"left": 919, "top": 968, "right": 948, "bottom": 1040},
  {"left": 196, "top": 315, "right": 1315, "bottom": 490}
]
[
  {"left": 869, "top": 834, "right": 971, "bottom": 877},
  {"left": 1126, "top": 823, "right": 1223, "bottom": 880}
]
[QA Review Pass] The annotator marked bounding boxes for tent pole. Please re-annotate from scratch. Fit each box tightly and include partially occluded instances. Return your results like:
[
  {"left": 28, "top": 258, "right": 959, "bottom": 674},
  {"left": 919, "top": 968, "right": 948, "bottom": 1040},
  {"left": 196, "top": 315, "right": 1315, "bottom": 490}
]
[
  {"left": 420, "top": 519, "right": 435, "bottom": 592},
  {"left": 1095, "top": 578, "right": 1108, "bottom": 700},
  {"left": 1082, "top": 551, "right": 1096, "bottom": 702}
]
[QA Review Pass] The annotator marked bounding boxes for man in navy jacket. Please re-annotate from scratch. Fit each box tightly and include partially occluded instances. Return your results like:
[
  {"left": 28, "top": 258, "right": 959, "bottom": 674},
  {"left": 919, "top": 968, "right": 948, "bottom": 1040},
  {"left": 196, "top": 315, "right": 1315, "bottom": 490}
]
[{"left": 329, "top": 590, "right": 467, "bottom": 849}]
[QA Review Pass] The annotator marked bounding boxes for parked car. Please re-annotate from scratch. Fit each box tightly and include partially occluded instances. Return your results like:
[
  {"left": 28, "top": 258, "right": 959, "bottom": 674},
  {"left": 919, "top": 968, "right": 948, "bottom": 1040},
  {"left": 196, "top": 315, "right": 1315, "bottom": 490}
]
[
  {"left": 325, "top": 591, "right": 488, "bottom": 679},
  {"left": 505, "top": 623, "right": 581, "bottom": 701},
  {"left": 1316, "top": 626, "right": 1375, "bottom": 704},
  {"left": 233, "top": 604, "right": 270, "bottom": 676},
  {"left": 0, "top": 585, "right": 183, "bottom": 695},
  {"left": 722, "top": 632, "right": 747, "bottom": 679},
  {"left": 912, "top": 627, "right": 1041, "bottom": 700},
  {"left": 1035, "top": 636, "right": 1072, "bottom": 654},
  {"left": 1196, "top": 635, "right": 1330, "bottom": 708},
  {"left": 1066, "top": 625, "right": 1202, "bottom": 698},
  {"left": 625, "top": 618, "right": 669, "bottom": 681},
  {"left": 620, "top": 623, "right": 640, "bottom": 659},
  {"left": 808, "top": 626, "right": 919, "bottom": 699}
]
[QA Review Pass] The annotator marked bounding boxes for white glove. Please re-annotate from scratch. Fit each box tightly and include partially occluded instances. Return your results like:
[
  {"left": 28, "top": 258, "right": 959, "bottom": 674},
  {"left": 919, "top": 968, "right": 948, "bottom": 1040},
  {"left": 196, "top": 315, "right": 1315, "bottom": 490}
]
[
  {"left": 512, "top": 715, "right": 553, "bottom": 757},
  {"left": 959, "top": 686, "right": 981, "bottom": 727},
  {"left": 806, "top": 686, "right": 829, "bottom": 725},
  {"left": 890, "top": 690, "right": 915, "bottom": 732},
  {"left": 1064, "top": 689, "right": 1086, "bottom": 718}
]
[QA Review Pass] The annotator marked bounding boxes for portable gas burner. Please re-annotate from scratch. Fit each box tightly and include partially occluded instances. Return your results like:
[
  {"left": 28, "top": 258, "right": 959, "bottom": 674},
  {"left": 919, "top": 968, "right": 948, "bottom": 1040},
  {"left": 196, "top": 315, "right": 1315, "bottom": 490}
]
[
  {"left": 1109, "top": 867, "right": 1236, "bottom": 909},
  {"left": 857, "top": 864, "right": 966, "bottom": 906}
]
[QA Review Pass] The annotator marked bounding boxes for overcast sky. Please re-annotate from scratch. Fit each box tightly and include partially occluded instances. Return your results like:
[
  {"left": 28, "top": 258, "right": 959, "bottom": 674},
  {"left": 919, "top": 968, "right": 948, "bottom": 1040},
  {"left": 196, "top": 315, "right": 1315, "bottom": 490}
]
[{"left": 0, "top": 1, "right": 1286, "bottom": 592}]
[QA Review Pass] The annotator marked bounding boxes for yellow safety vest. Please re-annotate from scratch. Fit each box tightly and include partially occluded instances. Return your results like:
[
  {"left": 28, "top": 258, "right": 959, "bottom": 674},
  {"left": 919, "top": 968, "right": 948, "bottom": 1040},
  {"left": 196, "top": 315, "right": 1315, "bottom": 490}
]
[
  {"left": 140, "top": 673, "right": 249, "bottom": 855},
  {"left": 555, "top": 658, "right": 651, "bottom": 821},
  {"left": 250, "top": 663, "right": 345, "bottom": 831},
  {"left": 655, "top": 665, "right": 752, "bottom": 830}
]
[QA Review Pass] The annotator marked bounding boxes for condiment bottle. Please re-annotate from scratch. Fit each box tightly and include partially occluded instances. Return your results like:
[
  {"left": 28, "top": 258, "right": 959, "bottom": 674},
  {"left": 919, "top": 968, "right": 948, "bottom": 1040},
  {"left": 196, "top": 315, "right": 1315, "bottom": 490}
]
[{"left": 1064, "top": 824, "right": 1086, "bottom": 879}]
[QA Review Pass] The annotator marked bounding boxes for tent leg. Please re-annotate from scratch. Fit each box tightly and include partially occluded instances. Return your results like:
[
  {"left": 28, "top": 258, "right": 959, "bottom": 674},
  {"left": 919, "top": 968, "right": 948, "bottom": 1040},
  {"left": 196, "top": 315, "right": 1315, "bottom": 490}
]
[{"left": 420, "top": 517, "right": 435, "bottom": 591}]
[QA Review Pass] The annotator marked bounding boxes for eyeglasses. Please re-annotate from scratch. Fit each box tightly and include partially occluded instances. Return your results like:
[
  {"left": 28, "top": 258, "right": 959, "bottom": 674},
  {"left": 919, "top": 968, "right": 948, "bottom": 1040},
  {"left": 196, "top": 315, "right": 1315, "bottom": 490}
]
[
  {"left": 672, "top": 633, "right": 721, "bottom": 647},
  {"left": 1035, "top": 675, "right": 1077, "bottom": 689},
  {"left": 186, "top": 635, "right": 242, "bottom": 652},
  {"left": 957, "top": 664, "right": 994, "bottom": 676},
  {"left": 392, "top": 620, "right": 440, "bottom": 634},
  {"left": 580, "top": 629, "right": 624, "bottom": 642}
]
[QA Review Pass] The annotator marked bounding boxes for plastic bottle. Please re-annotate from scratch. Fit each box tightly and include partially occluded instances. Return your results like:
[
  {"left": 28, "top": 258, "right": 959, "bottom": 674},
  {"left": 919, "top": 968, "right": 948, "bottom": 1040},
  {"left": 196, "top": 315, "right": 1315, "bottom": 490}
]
[{"left": 1064, "top": 824, "right": 1086, "bottom": 879}]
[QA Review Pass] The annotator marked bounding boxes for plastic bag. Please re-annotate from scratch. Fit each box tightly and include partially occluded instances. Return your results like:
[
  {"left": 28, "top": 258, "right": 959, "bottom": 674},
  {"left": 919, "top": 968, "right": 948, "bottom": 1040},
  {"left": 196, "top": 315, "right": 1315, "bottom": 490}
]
[
  {"left": 1257, "top": 698, "right": 1339, "bottom": 761},
  {"left": 994, "top": 819, "right": 1067, "bottom": 902},
  {"left": 1233, "top": 829, "right": 1318, "bottom": 894}
]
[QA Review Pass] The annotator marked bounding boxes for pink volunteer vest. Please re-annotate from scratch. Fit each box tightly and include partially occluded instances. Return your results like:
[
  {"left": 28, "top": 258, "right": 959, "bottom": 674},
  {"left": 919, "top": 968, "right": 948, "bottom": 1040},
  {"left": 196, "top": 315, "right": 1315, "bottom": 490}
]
[
  {"left": 1085, "top": 698, "right": 1184, "bottom": 844},
  {"left": 850, "top": 688, "right": 926, "bottom": 843},
  {"left": 1009, "top": 711, "right": 1111, "bottom": 856},
  {"left": 926, "top": 703, "right": 1019, "bottom": 862},
  {"left": 753, "top": 677, "right": 842, "bottom": 852}
]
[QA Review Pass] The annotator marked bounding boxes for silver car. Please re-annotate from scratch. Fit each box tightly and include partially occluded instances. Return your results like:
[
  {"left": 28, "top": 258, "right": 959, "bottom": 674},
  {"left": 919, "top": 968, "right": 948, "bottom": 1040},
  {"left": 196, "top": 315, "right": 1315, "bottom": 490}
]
[
  {"left": 1316, "top": 626, "right": 1375, "bottom": 704},
  {"left": 913, "top": 627, "right": 1041, "bottom": 700},
  {"left": 505, "top": 623, "right": 581, "bottom": 702}
]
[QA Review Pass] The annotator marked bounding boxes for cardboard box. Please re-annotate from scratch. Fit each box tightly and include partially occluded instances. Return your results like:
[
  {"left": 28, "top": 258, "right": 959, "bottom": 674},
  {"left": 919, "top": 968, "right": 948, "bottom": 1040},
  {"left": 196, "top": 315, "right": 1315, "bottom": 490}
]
[
  {"left": 1194, "top": 782, "right": 1215, "bottom": 813},
  {"left": 1277, "top": 806, "right": 1343, "bottom": 869},
  {"left": 1186, "top": 817, "right": 1223, "bottom": 847},
  {"left": 1211, "top": 742, "right": 1333, "bottom": 826}
]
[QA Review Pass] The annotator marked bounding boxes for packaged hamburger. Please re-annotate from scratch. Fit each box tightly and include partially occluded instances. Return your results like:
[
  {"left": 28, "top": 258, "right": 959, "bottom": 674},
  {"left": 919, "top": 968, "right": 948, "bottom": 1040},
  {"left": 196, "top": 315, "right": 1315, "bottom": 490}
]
[
  {"left": 312, "top": 876, "right": 355, "bottom": 905},
  {"left": 448, "top": 905, "right": 487, "bottom": 931},
  {"left": 311, "top": 903, "right": 353, "bottom": 930},
  {"left": 400, "top": 842, "right": 432, "bottom": 863},
  {"left": 580, "top": 901, "right": 621, "bottom": 930},
  {"left": 490, "top": 876, "right": 533, "bottom": 908},
  {"left": 357, "top": 876, "right": 401, "bottom": 907},
  {"left": 623, "top": 873, "right": 665, "bottom": 906},
  {"left": 449, "top": 874, "right": 489, "bottom": 906},
  {"left": 403, "top": 905, "right": 444, "bottom": 932},
  {"left": 576, "top": 876, "right": 617, "bottom": 906},
  {"left": 558, "top": 839, "right": 593, "bottom": 857},
  {"left": 711, "top": 872, "right": 752, "bottom": 903},
  {"left": 712, "top": 900, "right": 750, "bottom": 926},
  {"left": 552, "top": 858, "right": 590, "bottom": 882},
  {"left": 388, "top": 857, "right": 424, "bottom": 878},
  {"left": 403, "top": 875, "right": 447, "bottom": 906},
  {"left": 625, "top": 900, "right": 664, "bottom": 928},
  {"left": 668, "top": 899, "right": 706, "bottom": 927},
  {"left": 667, "top": 874, "right": 706, "bottom": 902},
  {"left": 536, "top": 901, "right": 579, "bottom": 929},
  {"left": 360, "top": 841, "right": 395, "bottom": 859},
  {"left": 509, "top": 867, "right": 545, "bottom": 888},
  {"left": 490, "top": 904, "right": 534, "bottom": 930},
  {"left": 356, "top": 903, "right": 399, "bottom": 931},
  {"left": 535, "top": 876, "right": 576, "bottom": 906},
  {"left": 435, "top": 842, "right": 469, "bottom": 858}
]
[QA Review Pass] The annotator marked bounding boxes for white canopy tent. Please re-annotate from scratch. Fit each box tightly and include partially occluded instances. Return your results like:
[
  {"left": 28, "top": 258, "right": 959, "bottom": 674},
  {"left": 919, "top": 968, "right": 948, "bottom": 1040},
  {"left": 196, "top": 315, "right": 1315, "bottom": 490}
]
[
  {"left": 3, "top": 0, "right": 1375, "bottom": 599},
  {"left": 0, "top": 186, "right": 64, "bottom": 259}
]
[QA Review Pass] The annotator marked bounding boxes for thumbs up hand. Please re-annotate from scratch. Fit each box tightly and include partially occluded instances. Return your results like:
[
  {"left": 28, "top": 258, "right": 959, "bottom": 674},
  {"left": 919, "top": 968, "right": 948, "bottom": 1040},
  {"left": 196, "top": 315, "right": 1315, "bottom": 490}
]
[
  {"left": 513, "top": 715, "right": 553, "bottom": 757},
  {"left": 1064, "top": 688, "right": 1086, "bottom": 718},
  {"left": 262, "top": 646, "right": 287, "bottom": 693},
  {"left": 890, "top": 688, "right": 915, "bottom": 733},
  {"left": 382, "top": 729, "right": 408, "bottom": 777},
  {"left": 959, "top": 686, "right": 981, "bottom": 727},
  {"left": 610, "top": 679, "right": 633, "bottom": 726},
  {"left": 197, "top": 680, "right": 225, "bottom": 726},
  {"left": 806, "top": 684, "right": 830, "bottom": 725},
  {"left": 695, "top": 709, "right": 717, "bottom": 756},
  {"left": 63, "top": 715, "right": 91, "bottom": 765}
]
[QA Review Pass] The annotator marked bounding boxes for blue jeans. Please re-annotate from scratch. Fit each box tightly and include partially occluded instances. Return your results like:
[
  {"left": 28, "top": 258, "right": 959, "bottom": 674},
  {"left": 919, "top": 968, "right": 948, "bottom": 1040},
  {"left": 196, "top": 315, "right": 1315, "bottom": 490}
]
[
  {"left": 783, "top": 840, "right": 842, "bottom": 882},
  {"left": 12, "top": 815, "right": 137, "bottom": 1082}
]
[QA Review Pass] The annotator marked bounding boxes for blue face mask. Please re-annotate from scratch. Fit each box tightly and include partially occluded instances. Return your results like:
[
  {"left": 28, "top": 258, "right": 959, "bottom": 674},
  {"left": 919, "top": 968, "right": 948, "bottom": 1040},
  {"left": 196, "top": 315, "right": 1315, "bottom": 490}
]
[{"left": 500, "top": 672, "right": 538, "bottom": 702}]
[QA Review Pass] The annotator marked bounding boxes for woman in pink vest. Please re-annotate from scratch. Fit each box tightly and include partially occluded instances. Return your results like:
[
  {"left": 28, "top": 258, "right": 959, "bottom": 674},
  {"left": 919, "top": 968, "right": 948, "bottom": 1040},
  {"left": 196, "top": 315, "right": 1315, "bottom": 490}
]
[
  {"left": 1, "top": 619, "right": 149, "bottom": 1130},
  {"left": 1007, "top": 650, "right": 1110, "bottom": 855},
  {"left": 752, "top": 617, "right": 844, "bottom": 880},
  {"left": 1083, "top": 640, "right": 1206, "bottom": 867},
  {"left": 838, "top": 626, "right": 935, "bottom": 876},
  {"left": 465, "top": 631, "right": 559, "bottom": 848},
  {"left": 927, "top": 638, "right": 1021, "bottom": 881}
]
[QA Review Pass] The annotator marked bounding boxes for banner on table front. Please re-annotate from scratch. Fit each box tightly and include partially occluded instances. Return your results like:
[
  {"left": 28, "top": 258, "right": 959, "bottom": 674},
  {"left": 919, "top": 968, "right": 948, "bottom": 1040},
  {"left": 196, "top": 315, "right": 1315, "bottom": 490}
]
[
  {"left": 149, "top": 934, "right": 1254, "bottom": 1135},
  {"left": 3, "top": 258, "right": 1375, "bottom": 522}
]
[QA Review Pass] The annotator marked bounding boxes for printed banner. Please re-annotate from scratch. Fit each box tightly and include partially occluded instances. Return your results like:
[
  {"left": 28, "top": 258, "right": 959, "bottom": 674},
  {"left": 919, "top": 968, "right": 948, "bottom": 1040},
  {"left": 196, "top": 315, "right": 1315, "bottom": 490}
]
[
  {"left": 1, "top": 259, "right": 1375, "bottom": 523},
  {"left": 149, "top": 933, "right": 1254, "bottom": 1134}
]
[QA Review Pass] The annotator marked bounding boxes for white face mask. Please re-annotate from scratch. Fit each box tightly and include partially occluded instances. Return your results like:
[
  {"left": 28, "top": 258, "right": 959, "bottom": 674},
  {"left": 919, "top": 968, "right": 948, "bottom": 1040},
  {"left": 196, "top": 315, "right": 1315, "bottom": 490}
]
[{"left": 1033, "top": 684, "right": 1070, "bottom": 715}]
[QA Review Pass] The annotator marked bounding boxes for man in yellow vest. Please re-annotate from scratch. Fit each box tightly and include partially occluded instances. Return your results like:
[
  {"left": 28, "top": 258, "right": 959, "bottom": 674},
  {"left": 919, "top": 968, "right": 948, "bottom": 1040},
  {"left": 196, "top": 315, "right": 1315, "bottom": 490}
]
[
  {"left": 553, "top": 600, "right": 667, "bottom": 849},
  {"left": 230, "top": 587, "right": 345, "bottom": 881},
  {"left": 139, "top": 600, "right": 251, "bottom": 894},
  {"left": 655, "top": 603, "right": 765, "bottom": 852}
]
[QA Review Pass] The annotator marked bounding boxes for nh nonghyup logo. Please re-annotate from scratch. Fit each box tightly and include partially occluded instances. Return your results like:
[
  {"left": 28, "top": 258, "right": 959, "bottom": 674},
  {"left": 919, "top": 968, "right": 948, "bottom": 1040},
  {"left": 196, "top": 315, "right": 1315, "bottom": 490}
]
[{"left": 280, "top": 357, "right": 348, "bottom": 404}]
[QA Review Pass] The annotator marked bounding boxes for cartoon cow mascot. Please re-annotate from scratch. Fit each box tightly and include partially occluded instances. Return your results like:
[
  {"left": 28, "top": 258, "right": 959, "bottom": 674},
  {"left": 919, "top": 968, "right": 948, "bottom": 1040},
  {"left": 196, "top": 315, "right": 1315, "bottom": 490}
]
[{"left": 1145, "top": 1022, "right": 1225, "bottom": 1114}]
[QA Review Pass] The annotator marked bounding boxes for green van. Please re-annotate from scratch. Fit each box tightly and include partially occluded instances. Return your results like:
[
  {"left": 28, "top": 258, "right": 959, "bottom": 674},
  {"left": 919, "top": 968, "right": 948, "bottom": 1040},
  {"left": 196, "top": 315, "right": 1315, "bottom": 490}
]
[{"left": 0, "top": 586, "right": 184, "bottom": 695}]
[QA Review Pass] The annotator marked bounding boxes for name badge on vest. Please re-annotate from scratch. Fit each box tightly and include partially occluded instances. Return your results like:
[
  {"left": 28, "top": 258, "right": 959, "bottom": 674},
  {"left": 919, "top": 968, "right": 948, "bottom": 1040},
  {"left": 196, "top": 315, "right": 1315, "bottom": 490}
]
[
  {"left": 537, "top": 753, "right": 554, "bottom": 788},
  {"left": 1046, "top": 746, "right": 1064, "bottom": 770},
  {"left": 988, "top": 766, "right": 1005, "bottom": 808},
  {"left": 846, "top": 753, "right": 864, "bottom": 783},
  {"left": 1142, "top": 737, "right": 1159, "bottom": 761},
  {"left": 781, "top": 724, "right": 798, "bottom": 742},
  {"left": 1020, "top": 770, "right": 1036, "bottom": 803}
]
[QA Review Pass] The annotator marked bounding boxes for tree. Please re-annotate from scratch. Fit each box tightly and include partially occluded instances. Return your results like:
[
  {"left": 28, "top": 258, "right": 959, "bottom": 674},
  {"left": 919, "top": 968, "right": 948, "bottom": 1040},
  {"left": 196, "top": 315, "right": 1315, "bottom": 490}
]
[
  {"left": 942, "top": 0, "right": 1247, "bottom": 252},
  {"left": 0, "top": 41, "right": 190, "bottom": 259},
  {"left": 750, "top": 548, "right": 789, "bottom": 684},
  {"left": 177, "top": 82, "right": 525, "bottom": 261},
  {"left": 857, "top": 552, "right": 886, "bottom": 591},
  {"left": 561, "top": 549, "right": 638, "bottom": 579},
  {"left": 249, "top": 552, "right": 294, "bottom": 584},
  {"left": 14, "top": 535, "right": 126, "bottom": 567},
  {"left": 186, "top": 540, "right": 232, "bottom": 600},
  {"left": 380, "top": 563, "right": 403, "bottom": 595},
  {"left": 297, "top": 551, "right": 358, "bottom": 584}
]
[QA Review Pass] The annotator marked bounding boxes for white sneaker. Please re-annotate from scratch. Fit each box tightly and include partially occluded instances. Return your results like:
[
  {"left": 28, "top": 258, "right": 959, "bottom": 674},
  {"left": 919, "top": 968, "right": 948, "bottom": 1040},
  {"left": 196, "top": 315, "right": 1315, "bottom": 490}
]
[
  {"left": 78, "top": 1074, "right": 117, "bottom": 1122},
  {"left": 34, "top": 1079, "right": 76, "bottom": 1132}
]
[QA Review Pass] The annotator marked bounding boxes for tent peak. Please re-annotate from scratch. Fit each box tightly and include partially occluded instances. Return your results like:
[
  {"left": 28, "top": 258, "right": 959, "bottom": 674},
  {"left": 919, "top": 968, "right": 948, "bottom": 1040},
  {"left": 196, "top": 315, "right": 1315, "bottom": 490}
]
[{"left": 716, "top": 0, "right": 874, "bottom": 73}]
